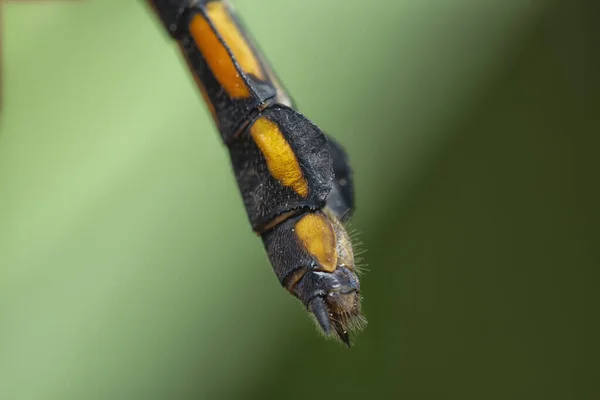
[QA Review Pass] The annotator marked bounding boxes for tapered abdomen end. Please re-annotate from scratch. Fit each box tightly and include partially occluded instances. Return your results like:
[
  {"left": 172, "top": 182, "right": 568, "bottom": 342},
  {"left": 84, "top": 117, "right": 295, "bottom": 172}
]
[
  {"left": 262, "top": 210, "right": 366, "bottom": 347},
  {"left": 336, "top": 329, "right": 351, "bottom": 348}
]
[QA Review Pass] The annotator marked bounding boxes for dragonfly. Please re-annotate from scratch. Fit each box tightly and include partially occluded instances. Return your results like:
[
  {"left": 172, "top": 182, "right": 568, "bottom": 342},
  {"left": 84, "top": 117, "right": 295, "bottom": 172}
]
[{"left": 147, "top": 0, "right": 365, "bottom": 346}]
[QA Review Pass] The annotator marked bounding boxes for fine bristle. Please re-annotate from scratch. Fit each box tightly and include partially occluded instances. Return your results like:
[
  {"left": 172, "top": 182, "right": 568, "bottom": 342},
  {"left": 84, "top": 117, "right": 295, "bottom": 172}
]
[{"left": 344, "top": 221, "right": 369, "bottom": 275}]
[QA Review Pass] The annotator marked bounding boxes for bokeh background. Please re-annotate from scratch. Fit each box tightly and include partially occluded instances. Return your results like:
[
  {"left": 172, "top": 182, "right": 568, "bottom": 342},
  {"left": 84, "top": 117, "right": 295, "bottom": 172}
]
[{"left": 1, "top": 0, "right": 597, "bottom": 399}]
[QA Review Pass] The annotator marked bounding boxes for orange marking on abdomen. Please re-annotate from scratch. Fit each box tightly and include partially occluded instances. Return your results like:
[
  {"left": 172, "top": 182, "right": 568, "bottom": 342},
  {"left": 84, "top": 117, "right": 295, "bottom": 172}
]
[
  {"left": 178, "top": 43, "right": 219, "bottom": 124},
  {"left": 207, "top": 2, "right": 266, "bottom": 80},
  {"left": 250, "top": 117, "right": 309, "bottom": 197},
  {"left": 189, "top": 2, "right": 265, "bottom": 99},
  {"left": 295, "top": 213, "right": 338, "bottom": 273}
]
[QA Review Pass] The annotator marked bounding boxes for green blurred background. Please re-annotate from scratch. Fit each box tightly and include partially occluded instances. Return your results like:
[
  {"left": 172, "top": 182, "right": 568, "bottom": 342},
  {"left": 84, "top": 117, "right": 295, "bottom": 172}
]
[{"left": 1, "top": 1, "right": 597, "bottom": 399}]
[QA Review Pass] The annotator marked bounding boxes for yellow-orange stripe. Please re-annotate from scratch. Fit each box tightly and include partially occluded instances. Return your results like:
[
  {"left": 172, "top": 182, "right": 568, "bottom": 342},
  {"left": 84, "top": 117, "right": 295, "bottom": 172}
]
[
  {"left": 295, "top": 213, "right": 338, "bottom": 273},
  {"left": 206, "top": 2, "right": 265, "bottom": 80},
  {"left": 250, "top": 117, "right": 309, "bottom": 197},
  {"left": 189, "top": 2, "right": 265, "bottom": 99},
  {"left": 177, "top": 43, "right": 219, "bottom": 124}
]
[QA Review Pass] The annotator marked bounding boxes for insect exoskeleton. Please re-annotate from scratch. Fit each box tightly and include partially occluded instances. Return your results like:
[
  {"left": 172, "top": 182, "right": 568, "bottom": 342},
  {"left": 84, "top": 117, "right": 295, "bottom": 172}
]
[{"left": 262, "top": 208, "right": 365, "bottom": 346}]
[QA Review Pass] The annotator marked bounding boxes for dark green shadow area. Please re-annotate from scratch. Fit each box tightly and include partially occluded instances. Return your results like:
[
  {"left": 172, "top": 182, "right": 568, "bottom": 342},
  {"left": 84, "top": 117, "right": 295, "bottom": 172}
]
[{"left": 241, "top": 2, "right": 598, "bottom": 400}]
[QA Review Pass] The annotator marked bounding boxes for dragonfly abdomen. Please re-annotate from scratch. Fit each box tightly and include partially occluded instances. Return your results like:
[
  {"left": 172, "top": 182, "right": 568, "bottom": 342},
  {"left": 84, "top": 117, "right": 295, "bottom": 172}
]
[{"left": 148, "top": 0, "right": 365, "bottom": 346}]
